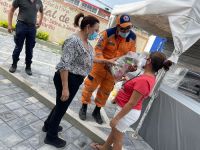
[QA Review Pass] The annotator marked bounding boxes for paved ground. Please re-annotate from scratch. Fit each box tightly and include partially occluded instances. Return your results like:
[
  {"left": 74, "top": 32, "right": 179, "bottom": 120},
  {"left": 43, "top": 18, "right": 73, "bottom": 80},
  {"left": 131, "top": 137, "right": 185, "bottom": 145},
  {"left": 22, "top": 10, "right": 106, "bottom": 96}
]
[
  {"left": 0, "top": 74, "right": 93, "bottom": 150},
  {"left": 0, "top": 29, "right": 153, "bottom": 150}
]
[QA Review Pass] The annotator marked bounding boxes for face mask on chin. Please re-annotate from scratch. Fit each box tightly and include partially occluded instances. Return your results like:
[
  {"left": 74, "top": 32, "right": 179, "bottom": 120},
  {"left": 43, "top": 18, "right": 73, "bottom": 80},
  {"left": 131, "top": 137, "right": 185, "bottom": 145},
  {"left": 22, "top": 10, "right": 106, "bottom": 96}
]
[
  {"left": 88, "top": 32, "right": 98, "bottom": 40},
  {"left": 118, "top": 31, "right": 130, "bottom": 38}
]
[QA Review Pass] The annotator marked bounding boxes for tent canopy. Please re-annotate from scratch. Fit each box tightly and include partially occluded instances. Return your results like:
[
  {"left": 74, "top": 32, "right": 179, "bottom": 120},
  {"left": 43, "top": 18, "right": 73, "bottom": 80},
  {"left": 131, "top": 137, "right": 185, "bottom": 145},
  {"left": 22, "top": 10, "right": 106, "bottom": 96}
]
[{"left": 110, "top": 0, "right": 200, "bottom": 63}]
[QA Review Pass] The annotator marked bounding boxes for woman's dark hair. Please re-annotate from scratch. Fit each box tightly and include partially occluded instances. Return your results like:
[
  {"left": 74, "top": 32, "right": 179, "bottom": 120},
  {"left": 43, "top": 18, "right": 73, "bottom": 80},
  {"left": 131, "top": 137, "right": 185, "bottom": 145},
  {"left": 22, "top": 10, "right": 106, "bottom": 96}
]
[
  {"left": 150, "top": 52, "right": 172, "bottom": 72},
  {"left": 74, "top": 13, "right": 99, "bottom": 30}
]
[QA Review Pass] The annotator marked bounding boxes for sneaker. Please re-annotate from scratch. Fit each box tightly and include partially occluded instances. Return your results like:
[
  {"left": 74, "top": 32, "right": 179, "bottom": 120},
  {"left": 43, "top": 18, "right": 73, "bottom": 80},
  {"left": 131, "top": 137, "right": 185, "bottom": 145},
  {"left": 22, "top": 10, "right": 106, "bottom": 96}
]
[
  {"left": 42, "top": 125, "right": 63, "bottom": 132},
  {"left": 44, "top": 135, "right": 66, "bottom": 148},
  {"left": 9, "top": 64, "right": 17, "bottom": 73}
]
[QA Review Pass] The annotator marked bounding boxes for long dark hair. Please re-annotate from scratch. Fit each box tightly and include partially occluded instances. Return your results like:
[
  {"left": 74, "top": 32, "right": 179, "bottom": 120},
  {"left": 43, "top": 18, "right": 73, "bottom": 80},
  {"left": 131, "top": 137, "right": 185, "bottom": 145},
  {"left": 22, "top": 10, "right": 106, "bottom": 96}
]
[
  {"left": 74, "top": 13, "right": 99, "bottom": 30},
  {"left": 150, "top": 52, "right": 172, "bottom": 72}
]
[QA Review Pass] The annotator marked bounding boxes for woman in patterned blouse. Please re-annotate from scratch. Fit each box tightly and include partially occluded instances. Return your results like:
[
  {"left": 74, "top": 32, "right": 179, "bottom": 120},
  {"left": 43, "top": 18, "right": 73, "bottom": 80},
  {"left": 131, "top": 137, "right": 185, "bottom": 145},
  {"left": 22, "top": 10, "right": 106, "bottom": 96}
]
[{"left": 43, "top": 13, "right": 99, "bottom": 148}]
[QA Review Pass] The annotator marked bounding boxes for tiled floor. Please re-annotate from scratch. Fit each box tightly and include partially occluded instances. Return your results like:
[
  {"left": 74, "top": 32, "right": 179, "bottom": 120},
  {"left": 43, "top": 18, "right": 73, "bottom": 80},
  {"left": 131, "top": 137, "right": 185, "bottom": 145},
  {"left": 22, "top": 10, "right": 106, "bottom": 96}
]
[{"left": 0, "top": 74, "right": 93, "bottom": 150}]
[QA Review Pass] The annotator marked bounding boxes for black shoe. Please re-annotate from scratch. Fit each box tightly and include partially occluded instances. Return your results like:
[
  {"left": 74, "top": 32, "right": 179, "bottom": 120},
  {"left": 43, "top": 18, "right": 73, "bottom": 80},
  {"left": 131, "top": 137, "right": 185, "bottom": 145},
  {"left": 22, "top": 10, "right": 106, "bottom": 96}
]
[
  {"left": 92, "top": 106, "right": 103, "bottom": 124},
  {"left": 42, "top": 125, "right": 63, "bottom": 132},
  {"left": 9, "top": 64, "right": 17, "bottom": 73},
  {"left": 25, "top": 66, "right": 32, "bottom": 75},
  {"left": 44, "top": 135, "right": 66, "bottom": 148},
  {"left": 79, "top": 104, "right": 87, "bottom": 120}
]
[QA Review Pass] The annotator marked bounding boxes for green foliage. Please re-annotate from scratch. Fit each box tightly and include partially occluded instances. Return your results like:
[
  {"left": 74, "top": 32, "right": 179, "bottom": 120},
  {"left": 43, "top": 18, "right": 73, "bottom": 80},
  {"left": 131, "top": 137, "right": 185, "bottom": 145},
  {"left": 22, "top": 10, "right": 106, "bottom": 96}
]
[
  {"left": 0, "top": 20, "right": 16, "bottom": 30},
  {"left": 36, "top": 31, "right": 49, "bottom": 41},
  {"left": 0, "top": 20, "right": 49, "bottom": 41},
  {"left": 0, "top": 20, "right": 8, "bottom": 28}
]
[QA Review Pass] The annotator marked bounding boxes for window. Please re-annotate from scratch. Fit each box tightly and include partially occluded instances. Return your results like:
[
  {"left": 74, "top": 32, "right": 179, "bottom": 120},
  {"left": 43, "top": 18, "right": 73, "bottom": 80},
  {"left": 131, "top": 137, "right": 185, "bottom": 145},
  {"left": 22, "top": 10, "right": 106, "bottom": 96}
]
[
  {"left": 97, "top": 9, "right": 110, "bottom": 19},
  {"left": 80, "top": 2, "right": 97, "bottom": 14},
  {"left": 64, "top": 0, "right": 110, "bottom": 19},
  {"left": 92, "top": 7, "right": 97, "bottom": 13},
  {"left": 64, "top": 0, "right": 80, "bottom": 6},
  {"left": 81, "top": 3, "right": 87, "bottom": 9}
]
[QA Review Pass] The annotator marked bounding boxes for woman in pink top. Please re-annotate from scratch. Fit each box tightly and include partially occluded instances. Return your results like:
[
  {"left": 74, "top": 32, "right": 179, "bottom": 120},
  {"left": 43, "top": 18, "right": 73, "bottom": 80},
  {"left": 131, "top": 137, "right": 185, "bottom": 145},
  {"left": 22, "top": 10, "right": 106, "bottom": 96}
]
[{"left": 91, "top": 52, "right": 172, "bottom": 150}]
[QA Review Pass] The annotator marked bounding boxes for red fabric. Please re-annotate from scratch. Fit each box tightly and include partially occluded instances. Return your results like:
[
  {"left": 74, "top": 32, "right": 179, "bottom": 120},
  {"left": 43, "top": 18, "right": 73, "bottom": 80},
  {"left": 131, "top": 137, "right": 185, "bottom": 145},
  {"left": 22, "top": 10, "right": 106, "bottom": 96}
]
[{"left": 116, "top": 74, "right": 156, "bottom": 110}]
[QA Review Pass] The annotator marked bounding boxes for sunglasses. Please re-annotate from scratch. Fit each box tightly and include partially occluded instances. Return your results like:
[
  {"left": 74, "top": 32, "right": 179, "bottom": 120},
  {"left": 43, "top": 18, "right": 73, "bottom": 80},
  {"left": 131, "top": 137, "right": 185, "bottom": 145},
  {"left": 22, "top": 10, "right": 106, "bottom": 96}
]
[{"left": 119, "top": 26, "right": 132, "bottom": 31}]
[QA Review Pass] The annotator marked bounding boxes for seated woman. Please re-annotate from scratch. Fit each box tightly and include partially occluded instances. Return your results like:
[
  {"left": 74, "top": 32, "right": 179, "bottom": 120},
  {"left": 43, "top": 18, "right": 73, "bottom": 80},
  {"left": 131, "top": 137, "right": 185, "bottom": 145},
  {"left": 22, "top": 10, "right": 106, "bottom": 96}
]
[{"left": 91, "top": 52, "right": 172, "bottom": 150}]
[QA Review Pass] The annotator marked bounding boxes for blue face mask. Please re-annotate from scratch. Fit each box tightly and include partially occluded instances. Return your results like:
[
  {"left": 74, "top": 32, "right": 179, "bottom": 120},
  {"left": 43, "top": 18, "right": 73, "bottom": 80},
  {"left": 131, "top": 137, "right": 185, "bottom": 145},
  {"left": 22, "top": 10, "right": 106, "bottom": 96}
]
[
  {"left": 88, "top": 32, "right": 98, "bottom": 40},
  {"left": 119, "top": 31, "right": 130, "bottom": 38}
]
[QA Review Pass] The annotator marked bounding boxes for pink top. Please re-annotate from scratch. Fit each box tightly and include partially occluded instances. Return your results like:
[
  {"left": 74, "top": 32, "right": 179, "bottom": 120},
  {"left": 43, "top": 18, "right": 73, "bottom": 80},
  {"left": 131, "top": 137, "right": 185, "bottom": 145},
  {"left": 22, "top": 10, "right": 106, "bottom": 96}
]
[{"left": 116, "top": 74, "right": 156, "bottom": 110}]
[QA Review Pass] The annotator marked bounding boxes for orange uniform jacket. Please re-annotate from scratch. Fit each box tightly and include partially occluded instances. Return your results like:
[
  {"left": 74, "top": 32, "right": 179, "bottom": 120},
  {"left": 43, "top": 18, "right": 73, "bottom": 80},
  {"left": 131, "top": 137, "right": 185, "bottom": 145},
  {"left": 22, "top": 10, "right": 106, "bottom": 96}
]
[
  {"left": 95, "top": 27, "right": 136, "bottom": 59},
  {"left": 81, "top": 27, "right": 136, "bottom": 107}
]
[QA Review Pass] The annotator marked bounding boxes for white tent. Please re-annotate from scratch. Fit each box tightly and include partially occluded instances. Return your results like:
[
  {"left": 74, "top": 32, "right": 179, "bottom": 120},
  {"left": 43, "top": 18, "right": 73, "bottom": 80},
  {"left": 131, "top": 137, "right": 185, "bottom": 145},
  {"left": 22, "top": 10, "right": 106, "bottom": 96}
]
[
  {"left": 109, "top": 1, "right": 200, "bottom": 149},
  {"left": 110, "top": 0, "right": 200, "bottom": 63}
]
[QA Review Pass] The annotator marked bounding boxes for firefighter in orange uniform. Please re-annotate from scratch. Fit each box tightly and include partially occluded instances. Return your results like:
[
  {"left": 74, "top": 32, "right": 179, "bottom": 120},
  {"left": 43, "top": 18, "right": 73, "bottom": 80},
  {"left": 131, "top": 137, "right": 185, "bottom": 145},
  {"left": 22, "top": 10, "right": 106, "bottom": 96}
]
[{"left": 79, "top": 14, "right": 137, "bottom": 124}]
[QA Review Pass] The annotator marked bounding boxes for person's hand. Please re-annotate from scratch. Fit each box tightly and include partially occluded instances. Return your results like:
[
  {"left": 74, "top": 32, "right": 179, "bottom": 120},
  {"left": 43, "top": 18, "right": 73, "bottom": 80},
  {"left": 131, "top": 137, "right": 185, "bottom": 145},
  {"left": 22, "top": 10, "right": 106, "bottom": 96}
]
[
  {"left": 106, "top": 57, "right": 119, "bottom": 65},
  {"left": 110, "top": 118, "right": 119, "bottom": 128},
  {"left": 111, "top": 98, "right": 116, "bottom": 104},
  {"left": 8, "top": 25, "right": 13, "bottom": 33},
  {"left": 120, "top": 75, "right": 129, "bottom": 81},
  {"left": 35, "top": 23, "right": 41, "bottom": 29},
  {"left": 60, "top": 88, "right": 69, "bottom": 102},
  {"left": 106, "top": 59, "right": 116, "bottom": 65},
  {"left": 128, "top": 65, "right": 137, "bottom": 72}
]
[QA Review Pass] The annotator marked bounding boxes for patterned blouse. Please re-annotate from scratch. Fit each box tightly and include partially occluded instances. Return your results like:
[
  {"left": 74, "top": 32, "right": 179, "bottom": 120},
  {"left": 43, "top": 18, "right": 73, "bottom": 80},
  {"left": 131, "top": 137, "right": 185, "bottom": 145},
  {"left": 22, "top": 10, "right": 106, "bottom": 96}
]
[{"left": 56, "top": 34, "right": 94, "bottom": 77}]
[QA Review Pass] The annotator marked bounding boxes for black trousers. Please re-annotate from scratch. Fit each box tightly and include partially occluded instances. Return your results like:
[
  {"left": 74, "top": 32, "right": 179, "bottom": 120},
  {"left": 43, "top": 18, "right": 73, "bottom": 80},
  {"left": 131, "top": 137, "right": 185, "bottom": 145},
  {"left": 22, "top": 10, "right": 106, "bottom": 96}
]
[
  {"left": 12, "top": 20, "right": 36, "bottom": 65},
  {"left": 44, "top": 71, "right": 84, "bottom": 137}
]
